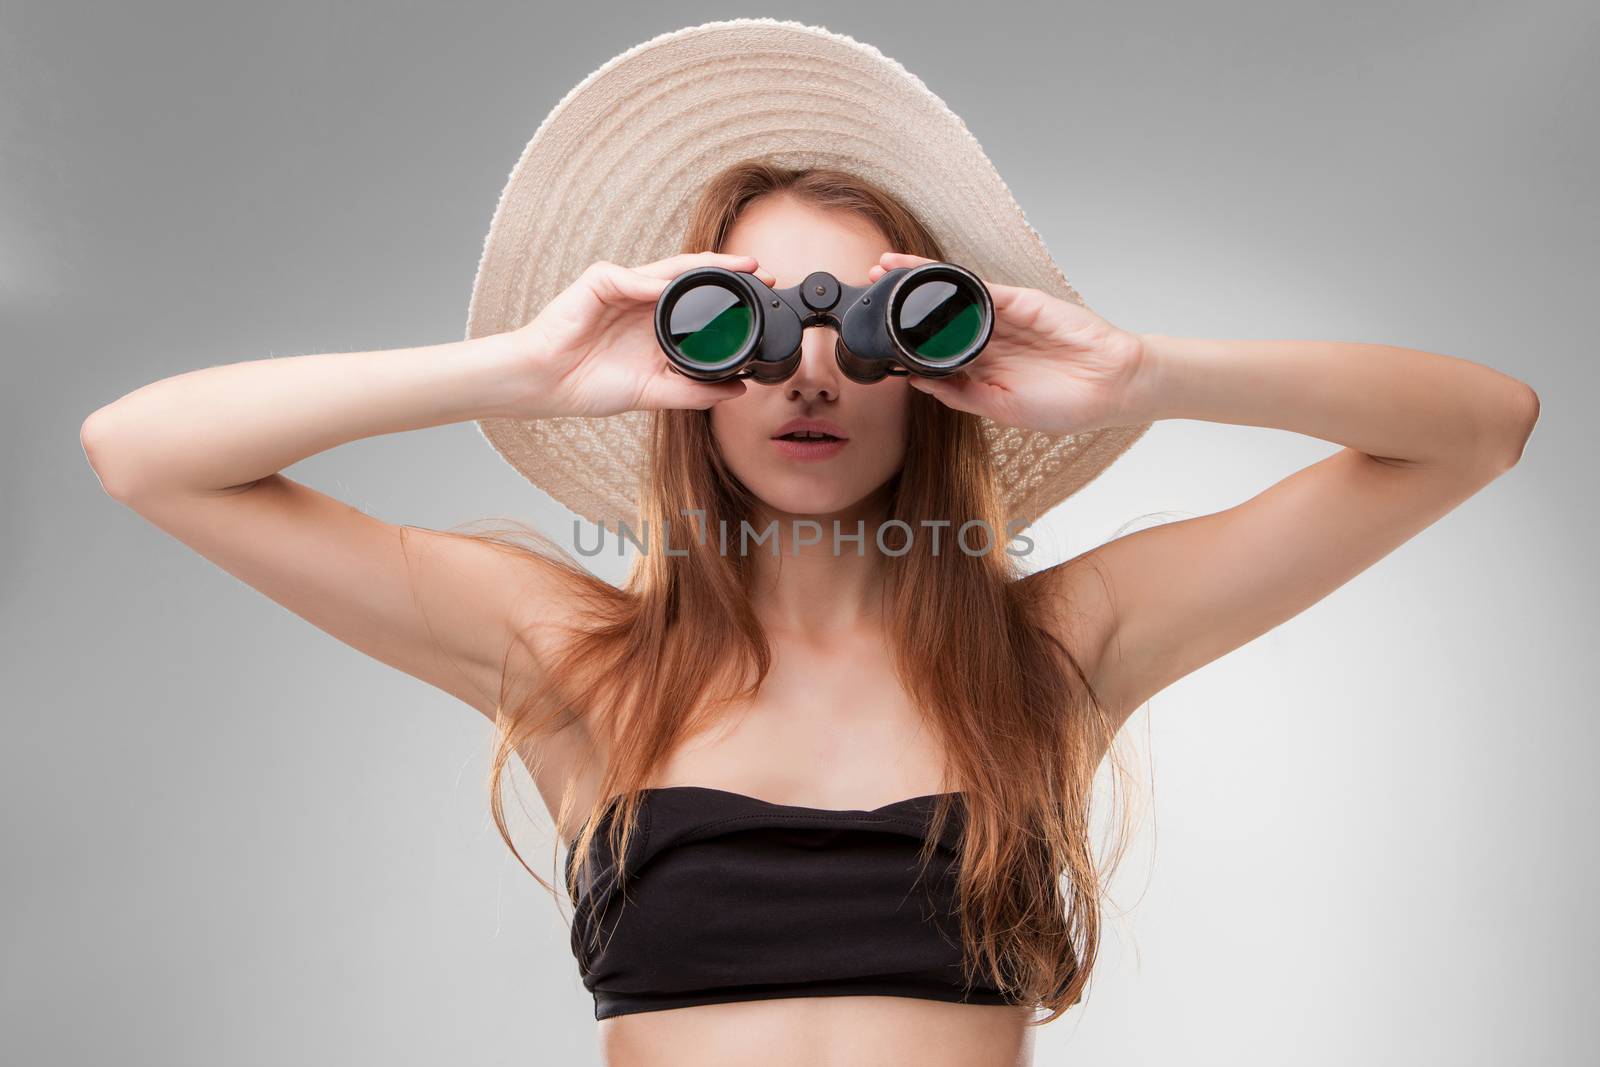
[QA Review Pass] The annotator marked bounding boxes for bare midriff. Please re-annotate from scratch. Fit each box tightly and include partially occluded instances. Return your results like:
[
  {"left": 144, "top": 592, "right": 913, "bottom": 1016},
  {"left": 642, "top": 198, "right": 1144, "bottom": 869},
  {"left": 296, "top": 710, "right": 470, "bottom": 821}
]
[{"left": 596, "top": 994, "right": 1037, "bottom": 1067}]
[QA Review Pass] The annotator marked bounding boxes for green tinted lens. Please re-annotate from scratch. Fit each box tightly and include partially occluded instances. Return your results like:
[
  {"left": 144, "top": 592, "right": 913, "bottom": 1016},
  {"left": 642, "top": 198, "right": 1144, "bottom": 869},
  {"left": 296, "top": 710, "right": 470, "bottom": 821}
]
[
  {"left": 669, "top": 283, "right": 753, "bottom": 364},
  {"left": 895, "top": 279, "right": 983, "bottom": 362}
]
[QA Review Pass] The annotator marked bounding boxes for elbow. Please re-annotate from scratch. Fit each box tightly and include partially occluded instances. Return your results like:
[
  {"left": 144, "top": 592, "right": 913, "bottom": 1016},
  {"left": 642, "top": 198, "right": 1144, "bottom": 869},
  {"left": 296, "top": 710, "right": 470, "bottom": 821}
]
[
  {"left": 1482, "top": 381, "right": 1540, "bottom": 475},
  {"left": 80, "top": 409, "right": 140, "bottom": 502}
]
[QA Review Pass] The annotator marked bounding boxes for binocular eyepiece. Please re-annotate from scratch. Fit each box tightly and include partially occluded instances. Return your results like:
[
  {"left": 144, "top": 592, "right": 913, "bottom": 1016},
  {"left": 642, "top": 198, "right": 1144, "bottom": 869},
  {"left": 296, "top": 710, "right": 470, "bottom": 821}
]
[{"left": 654, "top": 261, "right": 994, "bottom": 384}]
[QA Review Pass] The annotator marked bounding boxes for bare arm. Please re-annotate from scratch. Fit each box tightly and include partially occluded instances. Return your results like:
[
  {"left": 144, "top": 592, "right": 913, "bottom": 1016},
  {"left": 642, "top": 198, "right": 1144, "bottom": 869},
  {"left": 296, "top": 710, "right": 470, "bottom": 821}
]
[
  {"left": 79, "top": 251, "right": 762, "bottom": 736},
  {"left": 82, "top": 332, "right": 533, "bottom": 499},
  {"left": 79, "top": 331, "right": 573, "bottom": 720},
  {"left": 1046, "top": 335, "right": 1540, "bottom": 724}
]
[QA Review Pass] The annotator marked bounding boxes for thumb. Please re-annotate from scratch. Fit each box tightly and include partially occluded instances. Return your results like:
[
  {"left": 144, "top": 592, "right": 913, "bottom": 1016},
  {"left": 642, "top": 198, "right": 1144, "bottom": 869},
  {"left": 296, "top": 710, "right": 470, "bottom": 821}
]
[
  {"left": 909, "top": 373, "right": 980, "bottom": 414},
  {"left": 645, "top": 374, "right": 749, "bottom": 411}
]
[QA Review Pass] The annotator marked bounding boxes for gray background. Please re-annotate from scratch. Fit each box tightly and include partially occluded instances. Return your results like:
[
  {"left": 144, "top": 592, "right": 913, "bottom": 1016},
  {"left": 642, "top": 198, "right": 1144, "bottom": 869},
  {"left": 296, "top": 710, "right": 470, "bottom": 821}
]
[{"left": 4, "top": 1, "right": 1595, "bottom": 1064}]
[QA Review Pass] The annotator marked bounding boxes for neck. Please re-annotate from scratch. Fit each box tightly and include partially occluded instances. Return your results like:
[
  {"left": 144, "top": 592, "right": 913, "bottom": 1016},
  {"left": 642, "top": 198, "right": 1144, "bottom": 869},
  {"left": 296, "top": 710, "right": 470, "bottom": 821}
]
[{"left": 746, "top": 486, "right": 896, "bottom": 635}]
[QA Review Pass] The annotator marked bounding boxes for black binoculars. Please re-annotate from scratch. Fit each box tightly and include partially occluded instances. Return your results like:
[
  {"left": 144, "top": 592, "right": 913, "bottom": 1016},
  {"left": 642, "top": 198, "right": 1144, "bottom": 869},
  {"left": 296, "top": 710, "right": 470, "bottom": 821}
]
[{"left": 654, "top": 262, "right": 995, "bottom": 384}]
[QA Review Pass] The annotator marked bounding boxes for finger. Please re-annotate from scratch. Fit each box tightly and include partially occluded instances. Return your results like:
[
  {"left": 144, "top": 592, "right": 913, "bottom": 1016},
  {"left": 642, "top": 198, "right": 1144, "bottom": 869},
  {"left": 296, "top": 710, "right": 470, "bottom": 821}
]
[
  {"left": 741, "top": 263, "right": 778, "bottom": 288},
  {"left": 635, "top": 250, "right": 760, "bottom": 279},
  {"left": 693, "top": 251, "right": 775, "bottom": 289},
  {"left": 643, "top": 374, "right": 750, "bottom": 411},
  {"left": 877, "top": 253, "right": 1009, "bottom": 304},
  {"left": 985, "top": 280, "right": 1036, "bottom": 312},
  {"left": 907, "top": 373, "right": 984, "bottom": 416},
  {"left": 877, "top": 251, "right": 936, "bottom": 268},
  {"left": 636, "top": 253, "right": 776, "bottom": 292},
  {"left": 590, "top": 261, "right": 671, "bottom": 303}
]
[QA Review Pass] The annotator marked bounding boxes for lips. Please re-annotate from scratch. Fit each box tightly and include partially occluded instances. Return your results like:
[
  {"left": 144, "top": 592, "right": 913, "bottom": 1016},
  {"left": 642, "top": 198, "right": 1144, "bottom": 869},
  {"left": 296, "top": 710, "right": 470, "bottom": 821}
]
[
  {"left": 770, "top": 416, "right": 849, "bottom": 462},
  {"left": 771, "top": 417, "right": 849, "bottom": 442}
]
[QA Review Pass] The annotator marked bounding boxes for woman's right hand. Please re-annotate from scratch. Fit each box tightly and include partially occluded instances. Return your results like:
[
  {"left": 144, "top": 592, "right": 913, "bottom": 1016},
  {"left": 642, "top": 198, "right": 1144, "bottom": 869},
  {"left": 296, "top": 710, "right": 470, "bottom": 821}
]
[{"left": 500, "top": 251, "right": 778, "bottom": 420}]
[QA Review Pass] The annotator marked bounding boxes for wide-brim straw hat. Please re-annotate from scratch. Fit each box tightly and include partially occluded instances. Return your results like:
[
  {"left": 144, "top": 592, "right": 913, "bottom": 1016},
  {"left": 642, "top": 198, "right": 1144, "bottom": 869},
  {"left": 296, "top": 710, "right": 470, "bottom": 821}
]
[{"left": 464, "top": 18, "right": 1151, "bottom": 535}]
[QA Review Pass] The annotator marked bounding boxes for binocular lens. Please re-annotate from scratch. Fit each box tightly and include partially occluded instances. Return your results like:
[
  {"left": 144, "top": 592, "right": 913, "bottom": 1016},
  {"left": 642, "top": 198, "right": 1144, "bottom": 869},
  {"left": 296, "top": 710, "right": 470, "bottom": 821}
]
[
  {"left": 895, "top": 277, "right": 985, "bottom": 363},
  {"left": 666, "top": 282, "right": 753, "bottom": 365}
]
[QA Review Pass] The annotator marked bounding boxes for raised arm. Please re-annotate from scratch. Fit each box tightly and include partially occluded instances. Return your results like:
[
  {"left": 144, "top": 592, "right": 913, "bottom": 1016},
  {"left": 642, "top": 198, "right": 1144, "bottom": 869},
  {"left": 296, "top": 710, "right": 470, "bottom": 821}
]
[
  {"left": 78, "top": 330, "right": 574, "bottom": 720},
  {"left": 868, "top": 251, "right": 1534, "bottom": 728},
  {"left": 1047, "top": 334, "right": 1540, "bottom": 726},
  {"left": 79, "top": 251, "right": 769, "bottom": 735}
]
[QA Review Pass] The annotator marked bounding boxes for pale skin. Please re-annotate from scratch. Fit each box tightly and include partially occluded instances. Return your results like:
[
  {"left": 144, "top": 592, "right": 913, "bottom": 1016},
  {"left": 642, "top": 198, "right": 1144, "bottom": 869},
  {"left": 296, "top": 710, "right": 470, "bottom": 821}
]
[{"left": 80, "top": 193, "right": 1539, "bottom": 1067}]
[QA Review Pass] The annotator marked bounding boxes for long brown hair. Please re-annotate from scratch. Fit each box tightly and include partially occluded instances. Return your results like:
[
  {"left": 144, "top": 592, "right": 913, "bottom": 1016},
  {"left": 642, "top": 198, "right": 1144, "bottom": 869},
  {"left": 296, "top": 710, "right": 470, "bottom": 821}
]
[{"left": 440, "top": 160, "right": 1141, "bottom": 1023}]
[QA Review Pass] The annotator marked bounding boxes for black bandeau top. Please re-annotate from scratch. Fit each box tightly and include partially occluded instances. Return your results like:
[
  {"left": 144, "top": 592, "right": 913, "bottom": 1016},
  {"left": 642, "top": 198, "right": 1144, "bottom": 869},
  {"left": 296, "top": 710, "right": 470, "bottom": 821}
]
[{"left": 563, "top": 785, "right": 1030, "bottom": 1020}]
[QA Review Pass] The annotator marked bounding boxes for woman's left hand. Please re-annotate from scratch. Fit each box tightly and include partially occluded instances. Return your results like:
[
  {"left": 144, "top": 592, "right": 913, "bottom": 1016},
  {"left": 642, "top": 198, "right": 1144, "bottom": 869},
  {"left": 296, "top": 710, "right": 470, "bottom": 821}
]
[{"left": 868, "top": 252, "right": 1148, "bottom": 435}]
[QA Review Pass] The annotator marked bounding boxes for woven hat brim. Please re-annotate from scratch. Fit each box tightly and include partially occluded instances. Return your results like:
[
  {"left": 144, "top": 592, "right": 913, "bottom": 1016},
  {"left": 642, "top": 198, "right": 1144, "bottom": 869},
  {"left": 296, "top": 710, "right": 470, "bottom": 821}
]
[{"left": 465, "top": 18, "right": 1151, "bottom": 532}]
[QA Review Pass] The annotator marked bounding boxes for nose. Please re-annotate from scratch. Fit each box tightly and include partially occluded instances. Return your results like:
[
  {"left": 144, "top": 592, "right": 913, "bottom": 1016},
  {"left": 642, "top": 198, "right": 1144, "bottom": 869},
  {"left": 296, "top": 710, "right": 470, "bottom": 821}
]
[{"left": 784, "top": 324, "right": 843, "bottom": 402}]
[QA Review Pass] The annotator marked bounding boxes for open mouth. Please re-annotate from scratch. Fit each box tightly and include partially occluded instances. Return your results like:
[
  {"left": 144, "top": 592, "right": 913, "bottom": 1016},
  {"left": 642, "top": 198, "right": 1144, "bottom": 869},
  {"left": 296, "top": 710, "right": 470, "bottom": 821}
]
[
  {"left": 774, "top": 431, "right": 844, "bottom": 442},
  {"left": 770, "top": 426, "right": 849, "bottom": 461}
]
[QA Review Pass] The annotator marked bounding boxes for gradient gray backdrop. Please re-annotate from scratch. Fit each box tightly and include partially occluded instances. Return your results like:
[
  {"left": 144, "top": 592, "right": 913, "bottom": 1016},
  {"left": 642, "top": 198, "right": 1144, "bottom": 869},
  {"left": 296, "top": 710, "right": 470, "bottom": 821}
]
[{"left": 4, "top": 2, "right": 1594, "bottom": 1064}]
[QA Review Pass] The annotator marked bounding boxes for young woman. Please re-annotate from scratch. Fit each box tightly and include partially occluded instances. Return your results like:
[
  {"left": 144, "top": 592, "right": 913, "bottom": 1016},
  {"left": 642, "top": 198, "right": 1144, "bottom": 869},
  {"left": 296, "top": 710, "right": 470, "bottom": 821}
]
[
  {"left": 79, "top": 22, "right": 1540, "bottom": 1067},
  {"left": 80, "top": 158, "right": 1539, "bottom": 1067}
]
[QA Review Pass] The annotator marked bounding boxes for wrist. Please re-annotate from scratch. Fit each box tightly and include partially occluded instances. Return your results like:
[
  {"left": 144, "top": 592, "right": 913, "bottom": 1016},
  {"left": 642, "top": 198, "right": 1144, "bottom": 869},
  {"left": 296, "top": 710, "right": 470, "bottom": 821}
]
[
  {"left": 461, "top": 328, "right": 547, "bottom": 421},
  {"left": 1117, "top": 332, "right": 1179, "bottom": 424}
]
